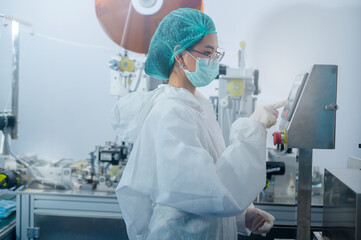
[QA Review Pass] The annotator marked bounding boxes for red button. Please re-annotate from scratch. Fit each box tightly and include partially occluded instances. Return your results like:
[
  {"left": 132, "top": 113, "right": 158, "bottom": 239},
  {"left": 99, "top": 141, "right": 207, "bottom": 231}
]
[{"left": 273, "top": 132, "right": 282, "bottom": 145}]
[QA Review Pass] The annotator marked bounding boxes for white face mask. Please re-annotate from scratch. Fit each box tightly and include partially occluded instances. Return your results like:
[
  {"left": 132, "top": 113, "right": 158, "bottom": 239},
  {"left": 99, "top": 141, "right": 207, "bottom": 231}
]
[{"left": 181, "top": 51, "right": 219, "bottom": 87}]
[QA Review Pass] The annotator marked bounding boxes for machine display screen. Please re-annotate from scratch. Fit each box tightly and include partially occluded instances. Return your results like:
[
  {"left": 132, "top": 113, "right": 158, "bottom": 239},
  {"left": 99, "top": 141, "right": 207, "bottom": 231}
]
[
  {"left": 100, "top": 152, "right": 112, "bottom": 161},
  {"left": 281, "top": 73, "right": 308, "bottom": 121}
]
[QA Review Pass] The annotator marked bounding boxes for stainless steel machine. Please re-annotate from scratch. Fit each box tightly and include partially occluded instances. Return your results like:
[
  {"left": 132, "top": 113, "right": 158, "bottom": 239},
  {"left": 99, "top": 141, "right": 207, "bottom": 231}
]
[
  {"left": 273, "top": 64, "right": 338, "bottom": 240},
  {"left": 322, "top": 168, "right": 361, "bottom": 240}
]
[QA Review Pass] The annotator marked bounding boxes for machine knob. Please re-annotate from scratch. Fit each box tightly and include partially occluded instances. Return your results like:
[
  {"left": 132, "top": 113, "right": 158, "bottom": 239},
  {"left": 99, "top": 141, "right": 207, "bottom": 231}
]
[
  {"left": 109, "top": 59, "right": 120, "bottom": 71},
  {"left": 273, "top": 132, "right": 283, "bottom": 145},
  {"left": 273, "top": 129, "right": 287, "bottom": 146}
]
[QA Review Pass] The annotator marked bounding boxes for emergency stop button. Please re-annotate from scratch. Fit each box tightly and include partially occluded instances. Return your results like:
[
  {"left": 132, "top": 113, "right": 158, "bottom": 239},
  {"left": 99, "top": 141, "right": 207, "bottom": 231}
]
[{"left": 273, "top": 132, "right": 282, "bottom": 145}]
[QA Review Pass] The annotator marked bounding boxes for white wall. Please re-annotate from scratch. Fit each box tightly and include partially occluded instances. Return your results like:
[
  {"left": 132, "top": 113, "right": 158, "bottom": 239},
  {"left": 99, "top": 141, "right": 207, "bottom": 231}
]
[
  {"left": 203, "top": 0, "right": 361, "bottom": 170},
  {"left": 1, "top": 0, "right": 360, "bottom": 170},
  {"left": 0, "top": 0, "right": 119, "bottom": 161}
]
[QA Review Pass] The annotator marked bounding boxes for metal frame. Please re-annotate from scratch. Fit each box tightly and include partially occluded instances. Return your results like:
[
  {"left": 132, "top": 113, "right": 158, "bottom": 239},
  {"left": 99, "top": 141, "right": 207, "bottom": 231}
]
[
  {"left": 16, "top": 191, "right": 124, "bottom": 240},
  {"left": 11, "top": 20, "right": 20, "bottom": 139},
  {"left": 0, "top": 14, "right": 32, "bottom": 154},
  {"left": 297, "top": 149, "right": 313, "bottom": 239}
]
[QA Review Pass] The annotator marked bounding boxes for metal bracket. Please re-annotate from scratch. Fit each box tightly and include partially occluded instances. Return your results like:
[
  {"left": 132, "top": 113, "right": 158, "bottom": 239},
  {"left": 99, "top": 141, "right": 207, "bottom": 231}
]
[
  {"left": 324, "top": 104, "right": 338, "bottom": 111},
  {"left": 27, "top": 227, "right": 40, "bottom": 239}
]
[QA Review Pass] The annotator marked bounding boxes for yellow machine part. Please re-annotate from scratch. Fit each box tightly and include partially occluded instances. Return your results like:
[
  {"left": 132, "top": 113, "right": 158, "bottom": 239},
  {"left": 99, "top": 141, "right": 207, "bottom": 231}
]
[
  {"left": 108, "top": 166, "right": 119, "bottom": 179},
  {"left": 227, "top": 78, "right": 245, "bottom": 97},
  {"left": 0, "top": 174, "right": 7, "bottom": 187},
  {"left": 72, "top": 160, "right": 89, "bottom": 171},
  {"left": 283, "top": 129, "right": 287, "bottom": 145},
  {"left": 239, "top": 41, "right": 247, "bottom": 48},
  {"left": 119, "top": 57, "right": 135, "bottom": 72}
]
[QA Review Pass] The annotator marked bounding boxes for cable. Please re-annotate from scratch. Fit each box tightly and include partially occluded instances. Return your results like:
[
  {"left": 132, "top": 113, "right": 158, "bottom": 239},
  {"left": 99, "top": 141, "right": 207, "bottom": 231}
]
[
  {"left": 19, "top": 27, "right": 113, "bottom": 51},
  {"left": 129, "top": 62, "right": 144, "bottom": 92},
  {"left": 120, "top": 0, "right": 133, "bottom": 49},
  {"left": 236, "top": 97, "right": 244, "bottom": 118}
]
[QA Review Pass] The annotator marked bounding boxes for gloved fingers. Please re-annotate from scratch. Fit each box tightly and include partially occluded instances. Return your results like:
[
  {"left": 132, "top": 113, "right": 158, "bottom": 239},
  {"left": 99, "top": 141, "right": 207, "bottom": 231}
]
[
  {"left": 250, "top": 105, "right": 279, "bottom": 128},
  {"left": 265, "top": 106, "right": 279, "bottom": 118},
  {"left": 266, "top": 100, "right": 287, "bottom": 110},
  {"left": 253, "top": 220, "right": 274, "bottom": 234},
  {"left": 258, "top": 209, "right": 275, "bottom": 221},
  {"left": 264, "top": 114, "right": 277, "bottom": 129},
  {"left": 245, "top": 208, "right": 265, "bottom": 231},
  {"left": 246, "top": 208, "right": 275, "bottom": 234},
  {"left": 252, "top": 218, "right": 266, "bottom": 231}
]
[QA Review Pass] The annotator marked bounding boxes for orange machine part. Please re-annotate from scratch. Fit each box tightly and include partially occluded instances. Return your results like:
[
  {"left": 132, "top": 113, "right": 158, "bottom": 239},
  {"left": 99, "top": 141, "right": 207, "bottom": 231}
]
[{"left": 95, "top": 0, "right": 203, "bottom": 54}]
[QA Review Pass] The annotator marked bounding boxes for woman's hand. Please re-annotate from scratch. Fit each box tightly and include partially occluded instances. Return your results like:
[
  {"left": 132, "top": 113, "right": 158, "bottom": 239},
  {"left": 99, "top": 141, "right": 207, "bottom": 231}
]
[
  {"left": 250, "top": 100, "right": 287, "bottom": 128},
  {"left": 245, "top": 207, "right": 275, "bottom": 236}
]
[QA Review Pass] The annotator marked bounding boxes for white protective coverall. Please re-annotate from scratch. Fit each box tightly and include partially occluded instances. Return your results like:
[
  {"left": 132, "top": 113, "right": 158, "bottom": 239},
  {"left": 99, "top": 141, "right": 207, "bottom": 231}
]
[{"left": 111, "top": 84, "right": 266, "bottom": 240}]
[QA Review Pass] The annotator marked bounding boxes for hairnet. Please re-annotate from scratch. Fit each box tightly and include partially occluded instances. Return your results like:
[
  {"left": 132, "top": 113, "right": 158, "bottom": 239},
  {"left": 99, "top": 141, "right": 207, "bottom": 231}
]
[{"left": 144, "top": 8, "right": 217, "bottom": 80}]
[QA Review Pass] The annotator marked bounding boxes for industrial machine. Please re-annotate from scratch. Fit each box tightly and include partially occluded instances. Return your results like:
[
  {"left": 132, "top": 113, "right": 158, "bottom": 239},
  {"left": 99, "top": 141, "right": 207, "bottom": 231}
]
[
  {"left": 272, "top": 64, "right": 338, "bottom": 240},
  {"left": 0, "top": 14, "right": 31, "bottom": 155},
  {"left": 215, "top": 42, "right": 260, "bottom": 145},
  {"left": 96, "top": 0, "right": 204, "bottom": 96},
  {"left": 323, "top": 168, "right": 361, "bottom": 240},
  {"left": 16, "top": 191, "right": 126, "bottom": 240},
  {"left": 3, "top": 1, "right": 343, "bottom": 240}
]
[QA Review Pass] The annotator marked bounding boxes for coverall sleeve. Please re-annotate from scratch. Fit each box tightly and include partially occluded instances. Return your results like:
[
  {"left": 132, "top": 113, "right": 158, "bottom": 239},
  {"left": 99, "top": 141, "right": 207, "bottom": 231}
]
[
  {"left": 149, "top": 106, "right": 266, "bottom": 217},
  {"left": 236, "top": 204, "right": 254, "bottom": 236}
]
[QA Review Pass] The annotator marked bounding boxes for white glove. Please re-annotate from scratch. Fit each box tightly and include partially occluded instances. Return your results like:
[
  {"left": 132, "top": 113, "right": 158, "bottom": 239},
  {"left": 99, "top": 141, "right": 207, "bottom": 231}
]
[
  {"left": 250, "top": 100, "right": 287, "bottom": 128},
  {"left": 245, "top": 208, "right": 275, "bottom": 236}
]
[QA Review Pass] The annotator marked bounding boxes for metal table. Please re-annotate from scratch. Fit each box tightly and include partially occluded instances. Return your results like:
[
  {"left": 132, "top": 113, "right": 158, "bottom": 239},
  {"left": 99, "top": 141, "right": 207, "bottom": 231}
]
[{"left": 16, "top": 189, "right": 127, "bottom": 240}]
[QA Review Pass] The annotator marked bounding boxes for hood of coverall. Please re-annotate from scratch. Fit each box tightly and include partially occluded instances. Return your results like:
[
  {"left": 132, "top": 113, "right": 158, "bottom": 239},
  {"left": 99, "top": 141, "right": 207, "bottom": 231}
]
[{"left": 110, "top": 85, "right": 202, "bottom": 143}]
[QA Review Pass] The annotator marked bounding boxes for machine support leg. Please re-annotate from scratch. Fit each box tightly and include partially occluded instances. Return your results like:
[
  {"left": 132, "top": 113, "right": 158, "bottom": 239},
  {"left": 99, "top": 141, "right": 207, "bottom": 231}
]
[{"left": 297, "top": 148, "right": 313, "bottom": 240}]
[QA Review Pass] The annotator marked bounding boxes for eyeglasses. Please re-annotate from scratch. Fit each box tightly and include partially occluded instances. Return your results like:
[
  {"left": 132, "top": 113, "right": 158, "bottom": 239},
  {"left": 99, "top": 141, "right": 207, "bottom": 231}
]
[{"left": 187, "top": 48, "right": 225, "bottom": 62}]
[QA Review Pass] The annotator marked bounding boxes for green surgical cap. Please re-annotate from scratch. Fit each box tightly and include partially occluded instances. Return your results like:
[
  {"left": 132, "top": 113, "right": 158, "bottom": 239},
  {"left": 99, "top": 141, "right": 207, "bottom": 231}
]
[{"left": 145, "top": 8, "right": 217, "bottom": 80}]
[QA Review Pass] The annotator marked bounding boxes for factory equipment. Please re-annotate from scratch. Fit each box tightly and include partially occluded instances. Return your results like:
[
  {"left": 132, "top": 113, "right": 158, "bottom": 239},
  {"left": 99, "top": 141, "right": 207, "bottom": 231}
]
[
  {"left": 323, "top": 168, "right": 361, "bottom": 240},
  {"left": 216, "top": 42, "right": 259, "bottom": 145},
  {"left": 95, "top": 0, "right": 203, "bottom": 54},
  {"left": 0, "top": 14, "right": 32, "bottom": 154},
  {"left": 263, "top": 148, "right": 297, "bottom": 204},
  {"left": 0, "top": 15, "right": 72, "bottom": 194},
  {"left": 93, "top": 142, "right": 130, "bottom": 191},
  {"left": 272, "top": 64, "right": 338, "bottom": 240},
  {"left": 96, "top": 0, "right": 204, "bottom": 96},
  {"left": 16, "top": 191, "right": 127, "bottom": 240},
  {"left": 108, "top": 51, "right": 146, "bottom": 96},
  {"left": 347, "top": 156, "right": 361, "bottom": 170}
]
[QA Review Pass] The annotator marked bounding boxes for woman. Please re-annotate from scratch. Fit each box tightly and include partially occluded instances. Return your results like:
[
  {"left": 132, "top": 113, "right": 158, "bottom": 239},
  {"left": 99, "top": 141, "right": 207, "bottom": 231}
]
[{"left": 111, "top": 8, "right": 282, "bottom": 240}]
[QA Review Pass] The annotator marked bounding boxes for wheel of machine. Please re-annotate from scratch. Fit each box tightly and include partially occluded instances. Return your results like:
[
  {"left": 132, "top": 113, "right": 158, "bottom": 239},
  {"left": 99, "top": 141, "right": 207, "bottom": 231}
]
[{"left": 95, "top": 0, "right": 204, "bottom": 54}]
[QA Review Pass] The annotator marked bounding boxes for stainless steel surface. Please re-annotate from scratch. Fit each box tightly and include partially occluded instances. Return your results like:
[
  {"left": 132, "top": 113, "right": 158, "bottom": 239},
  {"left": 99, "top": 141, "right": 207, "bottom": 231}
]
[
  {"left": 285, "top": 65, "right": 338, "bottom": 149},
  {"left": 297, "top": 149, "right": 313, "bottom": 240},
  {"left": 11, "top": 20, "right": 20, "bottom": 139},
  {"left": 323, "top": 168, "right": 361, "bottom": 240},
  {"left": 347, "top": 156, "right": 361, "bottom": 170},
  {"left": 0, "top": 131, "right": 11, "bottom": 155}
]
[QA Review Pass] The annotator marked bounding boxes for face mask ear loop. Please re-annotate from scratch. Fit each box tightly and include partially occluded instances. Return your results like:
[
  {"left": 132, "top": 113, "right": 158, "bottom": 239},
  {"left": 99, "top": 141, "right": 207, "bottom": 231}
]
[{"left": 186, "top": 50, "right": 199, "bottom": 63}]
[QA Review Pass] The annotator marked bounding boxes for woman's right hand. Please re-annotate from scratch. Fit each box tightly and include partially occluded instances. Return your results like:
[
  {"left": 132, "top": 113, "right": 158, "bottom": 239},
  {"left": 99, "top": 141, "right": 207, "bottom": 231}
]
[{"left": 250, "top": 100, "right": 287, "bottom": 128}]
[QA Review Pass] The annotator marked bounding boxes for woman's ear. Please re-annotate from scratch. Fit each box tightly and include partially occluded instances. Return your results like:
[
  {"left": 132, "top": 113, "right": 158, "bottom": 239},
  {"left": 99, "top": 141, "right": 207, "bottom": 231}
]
[{"left": 174, "top": 53, "right": 185, "bottom": 69}]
